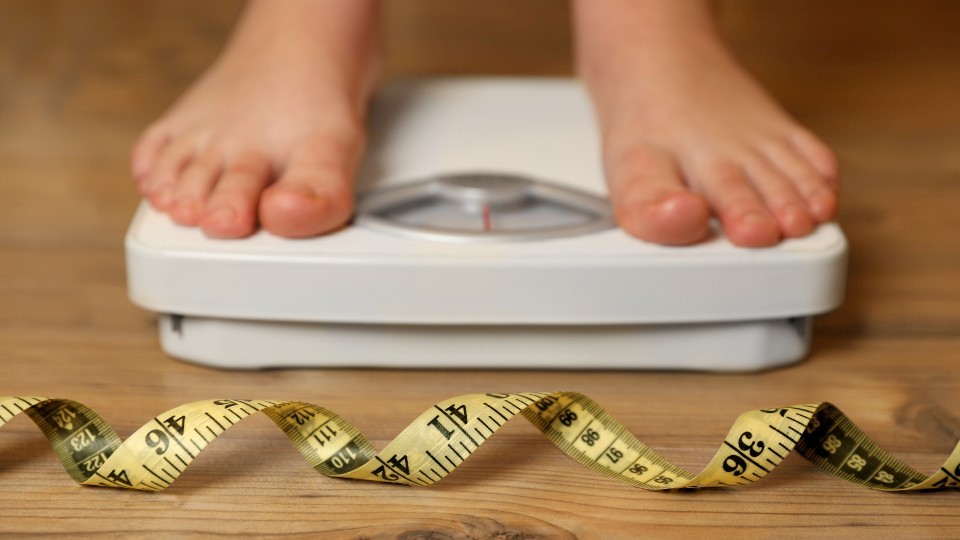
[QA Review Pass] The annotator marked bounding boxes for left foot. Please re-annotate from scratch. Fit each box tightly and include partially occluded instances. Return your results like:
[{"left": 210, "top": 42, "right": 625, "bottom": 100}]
[{"left": 574, "top": 0, "right": 839, "bottom": 247}]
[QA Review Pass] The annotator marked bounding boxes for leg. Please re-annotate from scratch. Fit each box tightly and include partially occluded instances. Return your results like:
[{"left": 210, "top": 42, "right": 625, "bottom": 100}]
[
  {"left": 573, "top": 0, "right": 839, "bottom": 247},
  {"left": 131, "top": 0, "right": 381, "bottom": 238}
]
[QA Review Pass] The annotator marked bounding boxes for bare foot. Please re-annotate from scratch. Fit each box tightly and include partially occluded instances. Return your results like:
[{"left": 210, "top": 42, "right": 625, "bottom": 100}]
[
  {"left": 573, "top": 0, "right": 839, "bottom": 247},
  {"left": 131, "top": 0, "right": 380, "bottom": 238}
]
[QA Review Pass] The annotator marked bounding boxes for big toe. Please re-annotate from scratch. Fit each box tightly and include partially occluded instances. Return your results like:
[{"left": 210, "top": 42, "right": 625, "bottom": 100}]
[
  {"left": 259, "top": 137, "right": 357, "bottom": 238},
  {"left": 260, "top": 183, "right": 353, "bottom": 238},
  {"left": 617, "top": 191, "right": 711, "bottom": 245},
  {"left": 607, "top": 146, "right": 711, "bottom": 245}
]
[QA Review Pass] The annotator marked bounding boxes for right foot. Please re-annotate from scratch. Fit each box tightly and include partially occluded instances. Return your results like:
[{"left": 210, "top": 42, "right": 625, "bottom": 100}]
[{"left": 131, "top": 0, "right": 381, "bottom": 238}]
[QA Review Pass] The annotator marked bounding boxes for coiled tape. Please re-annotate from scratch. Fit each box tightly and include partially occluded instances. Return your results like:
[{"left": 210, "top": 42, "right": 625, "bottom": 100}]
[{"left": 2, "top": 393, "right": 958, "bottom": 491}]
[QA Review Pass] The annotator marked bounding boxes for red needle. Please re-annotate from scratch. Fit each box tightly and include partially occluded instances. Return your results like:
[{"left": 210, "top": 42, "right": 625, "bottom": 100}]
[{"left": 482, "top": 203, "right": 491, "bottom": 232}]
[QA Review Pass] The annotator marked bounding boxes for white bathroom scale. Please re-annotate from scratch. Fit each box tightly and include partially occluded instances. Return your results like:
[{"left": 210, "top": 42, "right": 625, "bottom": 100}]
[{"left": 126, "top": 78, "right": 847, "bottom": 371}]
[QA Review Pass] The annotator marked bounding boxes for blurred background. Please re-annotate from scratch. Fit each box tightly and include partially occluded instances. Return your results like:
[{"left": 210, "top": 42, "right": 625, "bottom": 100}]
[{"left": 0, "top": 0, "right": 958, "bottom": 342}]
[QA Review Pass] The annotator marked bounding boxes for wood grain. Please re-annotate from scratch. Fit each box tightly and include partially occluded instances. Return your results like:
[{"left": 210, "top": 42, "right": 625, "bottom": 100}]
[{"left": 1, "top": 0, "right": 959, "bottom": 537}]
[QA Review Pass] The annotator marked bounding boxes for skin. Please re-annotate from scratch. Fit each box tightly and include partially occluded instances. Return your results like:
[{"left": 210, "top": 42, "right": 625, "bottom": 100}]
[{"left": 132, "top": 0, "right": 839, "bottom": 247}]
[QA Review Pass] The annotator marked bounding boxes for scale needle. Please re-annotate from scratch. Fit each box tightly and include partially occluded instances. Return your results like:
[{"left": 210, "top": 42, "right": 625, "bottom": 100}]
[{"left": 482, "top": 203, "right": 491, "bottom": 232}]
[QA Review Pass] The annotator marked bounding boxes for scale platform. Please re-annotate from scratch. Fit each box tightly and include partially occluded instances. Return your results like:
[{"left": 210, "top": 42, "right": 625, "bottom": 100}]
[{"left": 126, "top": 78, "right": 847, "bottom": 371}]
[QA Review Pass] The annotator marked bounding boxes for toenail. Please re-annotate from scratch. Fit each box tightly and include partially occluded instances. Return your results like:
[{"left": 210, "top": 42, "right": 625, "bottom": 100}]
[
  {"left": 174, "top": 196, "right": 194, "bottom": 208},
  {"left": 809, "top": 189, "right": 836, "bottom": 218},
  {"left": 153, "top": 188, "right": 172, "bottom": 206},
  {"left": 206, "top": 207, "right": 236, "bottom": 225},
  {"left": 172, "top": 198, "right": 198, "bottom": 217},
  {"left": 780, "top": 204, "right": 814, "bottom": 232}
]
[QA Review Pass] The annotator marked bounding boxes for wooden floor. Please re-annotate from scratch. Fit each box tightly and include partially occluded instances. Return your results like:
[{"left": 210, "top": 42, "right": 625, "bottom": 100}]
[{"left": 2, "top": 0, "right": 960, "bottom": 537}]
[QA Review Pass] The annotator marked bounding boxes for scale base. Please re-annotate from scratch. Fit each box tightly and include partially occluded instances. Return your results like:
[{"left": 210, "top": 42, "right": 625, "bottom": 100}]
[{"left": 158, "top": 315, "right": 812, "bottom": 372}]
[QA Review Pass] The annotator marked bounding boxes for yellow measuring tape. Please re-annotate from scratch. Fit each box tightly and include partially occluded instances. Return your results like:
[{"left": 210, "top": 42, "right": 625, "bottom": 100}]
[{"left": 2, "top": 393, "right": 959, "bottom": 492}]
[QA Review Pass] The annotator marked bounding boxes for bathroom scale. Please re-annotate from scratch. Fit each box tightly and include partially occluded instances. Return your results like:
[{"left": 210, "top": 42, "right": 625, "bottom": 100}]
[{"left": 126, "top": 77, "right": 847, "bottom": 371}]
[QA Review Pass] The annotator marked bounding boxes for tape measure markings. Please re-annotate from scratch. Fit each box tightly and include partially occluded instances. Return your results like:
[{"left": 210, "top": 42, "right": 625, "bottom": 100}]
[{"left": 2, "top": 393, "right": 959, "bottom": 493}]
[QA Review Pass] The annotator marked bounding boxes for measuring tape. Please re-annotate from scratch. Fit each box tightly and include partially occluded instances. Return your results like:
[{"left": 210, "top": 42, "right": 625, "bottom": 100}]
[{"left": 2, "top": 393, "right": 959, "bottom": 492}]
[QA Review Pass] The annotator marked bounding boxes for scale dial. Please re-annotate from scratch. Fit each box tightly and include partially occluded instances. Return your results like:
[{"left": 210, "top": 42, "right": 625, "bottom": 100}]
[{"left": 355, "top": 173, "right": 615, "bottom": 243}]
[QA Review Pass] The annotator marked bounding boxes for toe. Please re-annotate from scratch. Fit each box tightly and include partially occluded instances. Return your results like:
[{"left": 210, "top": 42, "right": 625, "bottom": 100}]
[
  {"left": 169, "top": 147, "right": 223, "bottom": 226},
  {"left": 744, "top": 155, "right": 816, "bottom": 238},
  {"left": 259, "top": 136, "right": 358, "bottom": 238},
  {"left": 145, "top": 138, "right": 195, "bottom": 211},
  {"left": 606, "top": 145, "right": 711, "bottom": 245},
  {"left": 199, "top": 151, "right": 273, "bottom": 238},
  {"left": 764, "top": 139, "right": 838, "bottom": 222},
  {"left": 791, "top": 128, "right": 840, "bottom": 185},
  {"left": 130, "top": 125, "right": 169, "bottom": 192},
  {"left": 695, "top": 161, "right": 781, "bottom": 247}
]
